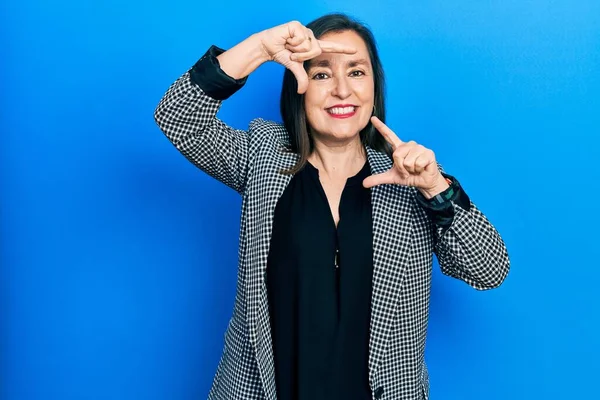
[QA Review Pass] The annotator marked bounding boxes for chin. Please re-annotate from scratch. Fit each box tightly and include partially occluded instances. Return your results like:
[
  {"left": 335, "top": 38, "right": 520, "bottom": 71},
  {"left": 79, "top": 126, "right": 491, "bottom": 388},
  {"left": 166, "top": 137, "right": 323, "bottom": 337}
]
[
  {"left": 334, "top": 123, "right": 369, "bottom": 138},
  {"left": 328, "top": 129, "right": 361, "bottom": 141},
  {"left": 310, "top": 119, "right": 367, "bottom": 142}
]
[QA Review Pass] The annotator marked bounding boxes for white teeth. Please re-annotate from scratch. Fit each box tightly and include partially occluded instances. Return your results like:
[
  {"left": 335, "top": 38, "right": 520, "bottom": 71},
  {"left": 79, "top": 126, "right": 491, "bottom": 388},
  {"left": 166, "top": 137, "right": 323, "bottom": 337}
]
[{"left": 328, "top": 106, "right": 356, "bottom": 114}]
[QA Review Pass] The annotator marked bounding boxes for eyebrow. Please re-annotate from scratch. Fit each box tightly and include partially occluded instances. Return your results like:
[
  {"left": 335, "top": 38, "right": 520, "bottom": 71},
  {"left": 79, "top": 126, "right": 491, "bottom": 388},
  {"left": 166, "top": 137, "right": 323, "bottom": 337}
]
[{"left": 307, "top": 58, "right": 371, "bottom": 69}]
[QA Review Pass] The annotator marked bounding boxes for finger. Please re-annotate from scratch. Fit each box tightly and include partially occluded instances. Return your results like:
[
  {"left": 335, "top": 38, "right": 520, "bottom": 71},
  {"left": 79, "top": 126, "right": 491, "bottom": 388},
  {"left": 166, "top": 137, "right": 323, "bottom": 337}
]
[
  {"left": 423, "top": 157, "right": 438, "bottom": 173},
  {"left": 402, "top": 153, "right": 419, "bottom": 174},
  {"left": 362, "top": 170, "right": 397, "bottom": 188},
  {"left": 285, "top": 42, "right": 315, "bottom": 54},
  {"left": 371, "top": 116, "right": 403, "bottom": 149},
  {"left": 414, "top": 150, "right": 435, "bottom": 174},
  {"left": 318, "top": 40, "right": 357, "bottom": 54},
  {"left": 393, "top": 145, "right": 411, "bottom": 178},
  {"left": 288, "top": 29, "right": 320, "bottom": 61},
  {"left": 285, "top": 35, "right": 306, "bottom": 47},
  {"left": 290, "top": 48, "right": 322, "bottom": 62},
  {"left": 285, "top": 21, "right": 308, "bottom": 46},
  {"left": 286, "top": 40, "right": 312, "bottom": 54},
  {"left": 402, "top": 144, "right": 424, "bottom": 174},
  {"left": 412, "top": 154, "right": 426, "bottom": 174},
  {"left": 286, "top": 32, "right": 307, "bottom": 46}
]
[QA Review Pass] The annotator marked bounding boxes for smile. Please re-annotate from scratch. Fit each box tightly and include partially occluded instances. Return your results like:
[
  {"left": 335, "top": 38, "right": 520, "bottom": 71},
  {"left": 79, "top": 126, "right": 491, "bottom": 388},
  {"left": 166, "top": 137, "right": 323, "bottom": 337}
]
[{"left": 326, "top": 106, "right": 358, "bottom": 119}]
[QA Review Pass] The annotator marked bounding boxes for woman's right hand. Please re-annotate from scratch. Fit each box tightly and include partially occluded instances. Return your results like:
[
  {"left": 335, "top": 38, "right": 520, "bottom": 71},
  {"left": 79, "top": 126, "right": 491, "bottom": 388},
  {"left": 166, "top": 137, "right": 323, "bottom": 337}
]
[{"left": 257, "top": 21, "right": 357, "bottom": 93}]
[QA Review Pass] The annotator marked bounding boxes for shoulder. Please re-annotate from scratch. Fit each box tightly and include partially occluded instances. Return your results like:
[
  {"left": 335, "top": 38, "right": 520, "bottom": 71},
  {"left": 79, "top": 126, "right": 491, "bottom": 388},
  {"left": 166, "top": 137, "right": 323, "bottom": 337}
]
[
  {"left": 248, "top": 118, "right": 291, "bottom": 148},
  {"left": 366, "top": 146, "right": 392, "bottom": 174}
]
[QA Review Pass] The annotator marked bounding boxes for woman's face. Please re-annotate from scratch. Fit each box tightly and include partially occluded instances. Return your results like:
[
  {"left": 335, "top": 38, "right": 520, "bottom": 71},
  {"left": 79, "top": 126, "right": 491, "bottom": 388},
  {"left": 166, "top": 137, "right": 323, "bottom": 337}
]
[{"left": 304, "top": 30, "right": 375, "bottom": 143}]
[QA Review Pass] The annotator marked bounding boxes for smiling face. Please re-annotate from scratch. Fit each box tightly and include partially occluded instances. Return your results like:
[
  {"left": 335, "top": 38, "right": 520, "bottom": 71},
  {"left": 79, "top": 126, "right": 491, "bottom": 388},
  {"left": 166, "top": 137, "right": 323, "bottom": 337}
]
[{"left": 304, "top": 30, "right": 375, "bottom": 144}]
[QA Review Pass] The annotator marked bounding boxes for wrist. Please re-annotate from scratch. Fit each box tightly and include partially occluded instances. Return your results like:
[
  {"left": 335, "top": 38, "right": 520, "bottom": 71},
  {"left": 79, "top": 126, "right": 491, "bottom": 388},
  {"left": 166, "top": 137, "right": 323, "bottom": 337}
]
[
  {"left": 216, "top": 33, "right": 271, "bottom": 79},
  {"left": 418, "top": 175, "right": 451, "bottom": 199},
  {"left": 254, "top": 31, "right": 275, "bottom": 63}
]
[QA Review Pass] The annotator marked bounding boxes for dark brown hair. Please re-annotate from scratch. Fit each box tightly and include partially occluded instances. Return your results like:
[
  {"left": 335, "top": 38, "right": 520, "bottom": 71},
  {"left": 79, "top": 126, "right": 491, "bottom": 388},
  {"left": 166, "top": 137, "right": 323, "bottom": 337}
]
[{"left": 279, "top": 13, "right": 391, "bottom": 174}]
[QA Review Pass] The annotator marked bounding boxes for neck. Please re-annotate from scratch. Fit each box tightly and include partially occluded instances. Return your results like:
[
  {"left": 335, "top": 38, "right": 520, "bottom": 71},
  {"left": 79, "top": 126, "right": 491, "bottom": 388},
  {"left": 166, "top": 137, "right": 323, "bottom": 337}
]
[{"left": 307, "top": 134, "right": 367, "bottom": 180}]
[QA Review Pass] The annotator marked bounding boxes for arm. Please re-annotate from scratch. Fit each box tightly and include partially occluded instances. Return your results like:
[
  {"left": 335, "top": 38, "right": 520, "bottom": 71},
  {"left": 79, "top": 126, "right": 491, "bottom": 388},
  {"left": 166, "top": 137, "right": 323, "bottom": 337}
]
[
  {"left": 416, "top": 174, "right": 510, "bottom": 290},
  {"left": 153, "top": 35, "right": 269, "bottom": 194},
  {"left": 154, "top": 23, "right": 357, "bottom": 193},
  {"left": 361, "top": 118, "right": 510, "bottom": 290}
]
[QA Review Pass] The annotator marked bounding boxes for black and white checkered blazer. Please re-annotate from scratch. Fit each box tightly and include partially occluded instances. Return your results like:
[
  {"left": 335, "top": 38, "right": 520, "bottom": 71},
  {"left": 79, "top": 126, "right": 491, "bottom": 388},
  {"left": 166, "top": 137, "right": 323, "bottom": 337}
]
[{"left": 154, "top": 72, "right": 510, "bottom": 400}]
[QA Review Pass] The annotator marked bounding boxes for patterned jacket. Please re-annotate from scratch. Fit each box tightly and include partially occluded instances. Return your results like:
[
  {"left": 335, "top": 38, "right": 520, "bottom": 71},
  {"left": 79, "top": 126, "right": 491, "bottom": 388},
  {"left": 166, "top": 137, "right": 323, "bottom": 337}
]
[{"left": 154, "top": 65, "right": 510, "bottom": 400}]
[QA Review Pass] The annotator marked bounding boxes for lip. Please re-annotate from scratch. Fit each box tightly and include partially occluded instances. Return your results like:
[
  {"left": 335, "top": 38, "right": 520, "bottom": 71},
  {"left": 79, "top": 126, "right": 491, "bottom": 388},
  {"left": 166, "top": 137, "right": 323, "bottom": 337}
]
[{"left": 326, "top": 104, "right": 359, "bottom": 119}]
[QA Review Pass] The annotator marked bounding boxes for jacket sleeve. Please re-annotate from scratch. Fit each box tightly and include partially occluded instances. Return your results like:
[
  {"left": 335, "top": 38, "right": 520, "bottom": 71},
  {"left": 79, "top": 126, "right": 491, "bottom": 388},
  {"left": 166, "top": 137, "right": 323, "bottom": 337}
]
[
  {"left": 417, "top": 170, "right": 510, "bottom": 290},
  {"left": 433, "top": 199, "right": 510, "bottom": 290},
  {"left": 153, "top": 46, "right": 250, "bottom": 194}
]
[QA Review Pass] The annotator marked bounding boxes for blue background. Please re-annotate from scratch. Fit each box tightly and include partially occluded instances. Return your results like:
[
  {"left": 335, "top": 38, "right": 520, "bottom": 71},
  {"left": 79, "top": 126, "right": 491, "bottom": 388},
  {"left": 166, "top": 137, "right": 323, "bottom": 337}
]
[{"left": 2, "top": 1, "right": 599, "bottom": 399}]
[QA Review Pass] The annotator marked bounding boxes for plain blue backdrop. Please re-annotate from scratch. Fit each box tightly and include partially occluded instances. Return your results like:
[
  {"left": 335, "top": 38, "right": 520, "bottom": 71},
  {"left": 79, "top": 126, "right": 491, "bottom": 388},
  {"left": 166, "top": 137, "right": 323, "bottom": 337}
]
[{"left": 2, "top": 1, "right": 599, "bottom": 399}]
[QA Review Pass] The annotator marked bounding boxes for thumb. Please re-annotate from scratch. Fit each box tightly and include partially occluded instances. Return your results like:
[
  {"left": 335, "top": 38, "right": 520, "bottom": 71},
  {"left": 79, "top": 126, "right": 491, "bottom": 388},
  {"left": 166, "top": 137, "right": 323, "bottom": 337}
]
[
  {"left": 286, "top": 61, "right": 309, "bottom": 94},
  {"left": 362, "top": 170, "right": 396, "bottom": 188},
  {"left": 273, "top": 51, "right": 309, "bottom": 94}
]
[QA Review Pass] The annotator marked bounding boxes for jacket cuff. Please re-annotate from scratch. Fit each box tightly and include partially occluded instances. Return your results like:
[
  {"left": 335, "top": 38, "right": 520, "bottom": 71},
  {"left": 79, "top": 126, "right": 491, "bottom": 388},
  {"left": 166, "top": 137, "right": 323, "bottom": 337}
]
[
  {"left": 415, "top": 173, "right": 471, "bottom": 229},
  {"left": 189, "top": 45, "right": 248, "bottom": 100}
]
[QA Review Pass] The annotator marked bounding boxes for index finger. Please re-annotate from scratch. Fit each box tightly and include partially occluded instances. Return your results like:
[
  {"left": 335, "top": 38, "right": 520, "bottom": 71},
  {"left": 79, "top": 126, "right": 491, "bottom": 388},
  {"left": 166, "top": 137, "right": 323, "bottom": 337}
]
[
  {"left": 371, "top": 116, "right": 403, "bottom": 149},
  {"left": 317, "top": 40, "right": 357, "bottom": 54}
]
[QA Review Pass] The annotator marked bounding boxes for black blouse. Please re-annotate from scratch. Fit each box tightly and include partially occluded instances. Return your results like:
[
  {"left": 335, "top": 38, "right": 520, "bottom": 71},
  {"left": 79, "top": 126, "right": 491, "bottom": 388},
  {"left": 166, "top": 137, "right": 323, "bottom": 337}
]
[{"left": 266, "top": 160, "right": 374, "bottom": 400}]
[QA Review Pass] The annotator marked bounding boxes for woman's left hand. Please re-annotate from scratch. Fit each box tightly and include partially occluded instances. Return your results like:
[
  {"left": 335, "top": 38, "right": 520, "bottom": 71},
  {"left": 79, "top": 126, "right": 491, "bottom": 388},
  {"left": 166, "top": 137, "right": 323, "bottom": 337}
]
[{"left": 362, "top": 116, "right": 450, "bottom": 199}]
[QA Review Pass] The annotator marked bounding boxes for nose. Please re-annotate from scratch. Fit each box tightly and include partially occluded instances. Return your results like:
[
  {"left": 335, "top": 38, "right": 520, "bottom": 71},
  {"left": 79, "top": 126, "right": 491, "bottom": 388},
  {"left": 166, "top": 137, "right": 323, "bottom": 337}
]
[{"left": 331, "top": 76, "right": 351, "bottom": 99}]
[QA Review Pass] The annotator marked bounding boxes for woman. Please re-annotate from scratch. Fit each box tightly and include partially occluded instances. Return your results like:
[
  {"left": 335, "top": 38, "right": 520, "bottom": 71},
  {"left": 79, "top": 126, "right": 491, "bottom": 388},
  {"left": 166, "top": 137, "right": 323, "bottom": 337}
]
[{"left": 154, "top": 13, "right": 509, "bottom": 400}]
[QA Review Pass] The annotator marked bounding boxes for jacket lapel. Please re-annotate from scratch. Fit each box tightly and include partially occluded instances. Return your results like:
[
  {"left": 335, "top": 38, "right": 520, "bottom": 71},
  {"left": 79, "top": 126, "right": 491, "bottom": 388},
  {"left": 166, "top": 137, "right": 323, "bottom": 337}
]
[
  {"left": 366, "top": 147, "right": 416, "bottom": 383},
  {"left": 245, "top": 142, "right": 297, "bottom": 400},
  {"left": 245, "top": 143, "right": 415, "bottom": 398}
]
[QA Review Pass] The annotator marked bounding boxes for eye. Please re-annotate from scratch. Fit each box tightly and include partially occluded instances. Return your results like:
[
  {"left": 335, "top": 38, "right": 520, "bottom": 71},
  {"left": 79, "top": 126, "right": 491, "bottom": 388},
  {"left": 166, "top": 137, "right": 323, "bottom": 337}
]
[
  {"left": 312, "top": 72, "right": 329, "bottom": 80},
  {"left": 350, "top": 70, "right": 365, "bottom": 77}
]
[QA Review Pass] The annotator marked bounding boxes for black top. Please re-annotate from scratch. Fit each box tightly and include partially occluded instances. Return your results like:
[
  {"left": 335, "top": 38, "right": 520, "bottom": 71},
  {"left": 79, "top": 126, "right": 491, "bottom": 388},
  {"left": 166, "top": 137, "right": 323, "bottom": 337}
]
[{"left": 267, "top": 160, "right": 374, "bottom": 400}]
